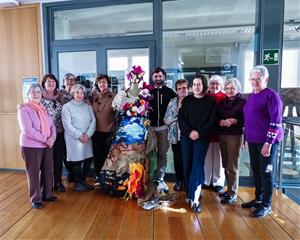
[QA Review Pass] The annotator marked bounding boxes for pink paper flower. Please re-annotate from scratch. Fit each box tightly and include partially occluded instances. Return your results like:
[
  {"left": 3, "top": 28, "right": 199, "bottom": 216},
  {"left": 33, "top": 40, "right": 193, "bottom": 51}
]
[
  {"left": 139, "top": 89, "right": 151, "bottom": 99},
  {"left": 143, "top": 82, "right": 153, "bottom": 91},
  {"left": 132, "top": 65, "right": 143, "bottom": 74}
]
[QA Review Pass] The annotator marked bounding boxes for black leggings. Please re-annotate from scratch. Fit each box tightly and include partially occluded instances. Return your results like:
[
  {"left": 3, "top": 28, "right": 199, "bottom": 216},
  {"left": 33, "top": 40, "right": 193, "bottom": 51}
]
[
  {"left": 92, "top": 131, "right": 112, "bottom": 176},
  {"left": 72, "top": 158, "right": 93, "bottom": 182},
  {"left": 53, "top": 133, "right": 73, "bottom": 184}
]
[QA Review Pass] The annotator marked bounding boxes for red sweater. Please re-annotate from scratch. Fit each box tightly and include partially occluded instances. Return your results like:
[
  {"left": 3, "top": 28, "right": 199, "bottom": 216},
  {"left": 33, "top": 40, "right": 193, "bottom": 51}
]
[{"left": 207, "top": 91, "right": 226, "bottom": 142}]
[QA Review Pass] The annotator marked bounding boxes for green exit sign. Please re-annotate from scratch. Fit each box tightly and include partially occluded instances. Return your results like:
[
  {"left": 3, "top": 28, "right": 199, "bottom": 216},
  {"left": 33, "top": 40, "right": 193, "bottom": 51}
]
[{"left": 263, "top": 49, "right": 279, "bottom": 65}]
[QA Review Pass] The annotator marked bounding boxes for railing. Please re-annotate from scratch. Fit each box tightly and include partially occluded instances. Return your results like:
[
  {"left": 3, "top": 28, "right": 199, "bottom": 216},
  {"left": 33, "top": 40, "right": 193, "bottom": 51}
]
[{"left": 276, "top": 117, "right": 300, "bottom": 203}]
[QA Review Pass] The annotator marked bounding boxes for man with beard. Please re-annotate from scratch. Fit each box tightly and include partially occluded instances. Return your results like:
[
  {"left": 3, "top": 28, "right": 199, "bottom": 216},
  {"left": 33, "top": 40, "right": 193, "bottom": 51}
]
[{"left": 149, "top": 67, "right": 177, "bottom": 193}]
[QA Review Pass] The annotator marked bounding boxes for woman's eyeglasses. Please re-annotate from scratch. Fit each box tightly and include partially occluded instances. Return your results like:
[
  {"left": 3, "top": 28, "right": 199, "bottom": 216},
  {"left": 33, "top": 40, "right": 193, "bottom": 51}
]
[{"left": 177, "top": 87, "right": 187, "bottom": 91}]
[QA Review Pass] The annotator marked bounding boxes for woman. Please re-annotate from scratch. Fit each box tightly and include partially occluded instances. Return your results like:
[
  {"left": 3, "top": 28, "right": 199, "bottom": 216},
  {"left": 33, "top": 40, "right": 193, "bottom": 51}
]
[
  {"left": 62, "top": 84, "right": 96, "bottom": 192},
  {"left": 17, "top": 83, "right": 57, "bottom": 209},
  {"left": 178, "top": 75, "right": 216, "bottom": 212},
  {"left": 204, "top": 75, "right": 226, "bottom": 193},
  {"left": 41, "top": 74, "right": 67, "bottom": 192},
  {"left": 58, "top": 72, "right": 76, "bottom": 182},
  {"left": 217, "top": 78, "right": 246, "bottom": 204},
  {"left": 91, "top": 74, "right": 116, "bottom": 183},
  {"left": 242, "top": 65, "right": 283, "bottom": 218},
  {"left": 59, "top": 73, "right": 76, "bottom": 105},
  {"left": 164, "top": 79, "right": 189, "bottom": 191}
]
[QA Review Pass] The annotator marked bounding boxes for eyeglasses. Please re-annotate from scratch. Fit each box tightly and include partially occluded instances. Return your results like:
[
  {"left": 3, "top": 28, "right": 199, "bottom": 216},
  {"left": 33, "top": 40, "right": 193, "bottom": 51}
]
[
  {"left": 66, "top": 78, "right": 75, "bottom": 82},
  {"left": 250, "top": 77, "right": 262, "bottom": 82}
]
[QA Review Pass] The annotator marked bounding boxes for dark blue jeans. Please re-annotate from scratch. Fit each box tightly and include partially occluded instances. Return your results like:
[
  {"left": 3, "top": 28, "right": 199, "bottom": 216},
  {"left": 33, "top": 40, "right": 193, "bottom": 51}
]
[
  {"left": 248, "top": 143, "right": 278, "bottom": 207},
  {"left": 180, "top": 135, "right": 209, "bottom": 201}
]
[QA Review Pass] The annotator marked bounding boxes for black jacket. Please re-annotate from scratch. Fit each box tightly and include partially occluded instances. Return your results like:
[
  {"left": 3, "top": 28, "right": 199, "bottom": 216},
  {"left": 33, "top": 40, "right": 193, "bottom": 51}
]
[{"left": 149, "top": 85, "right": 177, "bottom": 127}]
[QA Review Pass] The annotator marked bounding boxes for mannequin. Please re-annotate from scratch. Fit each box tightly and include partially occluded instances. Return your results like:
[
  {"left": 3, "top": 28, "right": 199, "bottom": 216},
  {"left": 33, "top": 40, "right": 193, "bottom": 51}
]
[{"left": 98, "top": 66, "right": 154, "bottom": 200}]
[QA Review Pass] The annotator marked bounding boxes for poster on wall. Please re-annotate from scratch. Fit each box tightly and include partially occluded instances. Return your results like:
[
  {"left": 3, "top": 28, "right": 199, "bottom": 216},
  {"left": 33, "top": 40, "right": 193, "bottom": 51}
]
[
  {"left": 206, "top": 47, "right": 230, "bottom": 64},
  {"left": 22, "top": 77, "right": 39, "bottom": 102}
]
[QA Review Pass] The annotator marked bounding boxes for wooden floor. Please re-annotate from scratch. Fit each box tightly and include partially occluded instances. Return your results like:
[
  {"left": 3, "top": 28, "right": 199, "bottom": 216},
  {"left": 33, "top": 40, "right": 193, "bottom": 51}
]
[{"left": 0, "top": 172, "right": 299, "bottom": 240}]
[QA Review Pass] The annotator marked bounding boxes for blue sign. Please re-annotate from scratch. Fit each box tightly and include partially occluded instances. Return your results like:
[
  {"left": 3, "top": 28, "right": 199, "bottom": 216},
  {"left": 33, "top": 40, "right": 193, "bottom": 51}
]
[{"left": 22, "top": 77, "right": 39, "bottom": 102}]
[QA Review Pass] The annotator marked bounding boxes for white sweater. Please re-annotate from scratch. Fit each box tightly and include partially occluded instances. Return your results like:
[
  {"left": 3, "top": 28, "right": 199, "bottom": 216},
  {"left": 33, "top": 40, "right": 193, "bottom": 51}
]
[{"left": 62, "top": 100, "right": 96, "bottom": 161}]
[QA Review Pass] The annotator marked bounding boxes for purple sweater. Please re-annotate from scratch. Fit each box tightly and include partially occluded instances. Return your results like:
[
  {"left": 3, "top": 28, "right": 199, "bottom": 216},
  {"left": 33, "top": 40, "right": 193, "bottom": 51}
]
[
  {"left": 243, "top": 88, "right": 283, "bottom": 144},
  {"left": 17, "top": 105, "right": 56, "bottom": 148}
]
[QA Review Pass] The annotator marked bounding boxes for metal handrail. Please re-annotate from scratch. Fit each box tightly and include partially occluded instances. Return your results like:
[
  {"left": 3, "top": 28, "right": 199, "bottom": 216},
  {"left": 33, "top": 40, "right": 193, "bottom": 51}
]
[
  {"left": 283, "top": 117, "right": 300, "bottom": 126},
  {"left": 277, "top": 117, "right": 300, "bottom": 191}
]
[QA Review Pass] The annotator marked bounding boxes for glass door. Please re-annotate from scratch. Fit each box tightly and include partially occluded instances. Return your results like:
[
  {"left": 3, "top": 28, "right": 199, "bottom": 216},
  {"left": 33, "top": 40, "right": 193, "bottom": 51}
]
[
  {"left": 102, "top": 41, "right": 155, "bottom": 93},
  {"left": 106, "top": 48, "right": 150, "bottom": 93},
  {"left": 51, "top": 42, "right": 155, "bottom": 93},
  {"left": 51, "top": 45, "right": 98, "bottom": 90}
]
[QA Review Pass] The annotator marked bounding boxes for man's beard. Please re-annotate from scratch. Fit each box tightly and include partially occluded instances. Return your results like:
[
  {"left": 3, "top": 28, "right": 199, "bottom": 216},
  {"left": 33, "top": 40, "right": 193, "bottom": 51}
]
[{"left": 155, "top": 80, "right": 164, "bottom": 86}]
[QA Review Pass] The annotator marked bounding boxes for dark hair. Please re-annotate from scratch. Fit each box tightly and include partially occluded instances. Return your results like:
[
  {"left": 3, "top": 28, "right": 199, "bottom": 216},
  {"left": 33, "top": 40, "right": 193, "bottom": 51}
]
[
  {"left": 75, "top": 75, "right": 86, "bottom": 82},
  {"left": 175, "top": 79, "right": 188, "bottom": 91},
  {"left": 194, "top": 74, "right": 208, "bottom": 94},
  {"left": 41, "top": 74, "right": 59, "bottom": 90},
  {"left": 151, "top": 67, "right": 166, "bottom": 78},
  {"left": 94, "top": 74, "right": 111, "bottom": 91}
]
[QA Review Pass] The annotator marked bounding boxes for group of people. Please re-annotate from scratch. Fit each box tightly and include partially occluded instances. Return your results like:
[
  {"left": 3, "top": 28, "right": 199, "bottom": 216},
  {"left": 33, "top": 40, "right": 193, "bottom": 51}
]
[{"left": 17, "top": 65, "right": 282, "bottom": 219}]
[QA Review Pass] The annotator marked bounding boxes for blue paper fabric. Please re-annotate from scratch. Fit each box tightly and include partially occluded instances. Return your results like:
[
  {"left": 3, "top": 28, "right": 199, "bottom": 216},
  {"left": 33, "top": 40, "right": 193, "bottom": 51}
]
[{"left": 113, "top": 116, "right": 146, "bottom": 145}]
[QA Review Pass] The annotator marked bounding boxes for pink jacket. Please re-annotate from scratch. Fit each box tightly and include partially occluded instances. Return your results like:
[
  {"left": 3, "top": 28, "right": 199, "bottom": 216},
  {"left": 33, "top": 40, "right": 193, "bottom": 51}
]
[{"left": 17, "top": 105, "right": 56, "bottom": 148}]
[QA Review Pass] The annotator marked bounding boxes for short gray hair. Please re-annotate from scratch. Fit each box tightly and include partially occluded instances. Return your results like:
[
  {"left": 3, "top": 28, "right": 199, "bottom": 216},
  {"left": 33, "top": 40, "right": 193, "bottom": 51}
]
[
  {"left": 250, "top": 65, "right": 269, "bottom": 80},
  {"left": 63, "top": 73, "right": 76, "bottom": 82},
  {"left": 27, "top": 83, "right": 43, "bottom": 96},
  {"left": 209, "top": 75, "right": 224, "bottom": 85},
  {"left": 70, "top": 84, "right": 86, "bottom": 98},
  {"left": 224, "top": 78, "right": 241, "bottom": 92}
]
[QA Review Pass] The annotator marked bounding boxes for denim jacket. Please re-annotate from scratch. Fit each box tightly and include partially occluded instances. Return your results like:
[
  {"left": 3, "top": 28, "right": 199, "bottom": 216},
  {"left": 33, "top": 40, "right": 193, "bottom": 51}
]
[{"left": 164, "top": 97, "right": 179, "bottom": 144}]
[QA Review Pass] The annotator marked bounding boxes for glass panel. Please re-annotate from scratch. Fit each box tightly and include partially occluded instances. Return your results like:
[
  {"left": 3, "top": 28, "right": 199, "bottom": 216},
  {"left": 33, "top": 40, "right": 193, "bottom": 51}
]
[
  {"left": 279, "top": 121, "right": 300, "bottom": 203},
  {"left": 281, "top": 0, "right": 300, "bottom": 118},
  {"left": 107, "top": 48, "right": 149, "bottom": 93},
  {"left": 58, "top": 51, "right": 97, "bottom": 90},
  {"left": 54, "top": 3, "right": 153, "bottom": 40},
  {"left": 280, "top": 0, "right": 300, "bottom": 203},
  {"left": 163, "top": 0, "right": 256, "bottom": 176}
]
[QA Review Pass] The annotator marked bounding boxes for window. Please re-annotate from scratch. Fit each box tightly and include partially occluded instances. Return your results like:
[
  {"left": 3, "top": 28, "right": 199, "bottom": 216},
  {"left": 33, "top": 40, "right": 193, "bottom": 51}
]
[
  {"left": 54, "top": 2, "right": 153, "bottom": 40},
  {"left": 162, "top": 0, "right": 256, "bottom": 93},
  {"left": 58, "top": 51, "right": 97, "bottom": 89},
  {"left": 107, "top": 48, "right": 149, "bottom": 92}
]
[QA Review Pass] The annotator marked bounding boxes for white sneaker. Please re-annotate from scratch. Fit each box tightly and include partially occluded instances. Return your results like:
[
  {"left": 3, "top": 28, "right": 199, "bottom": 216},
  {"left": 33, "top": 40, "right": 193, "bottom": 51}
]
[
  {"left": 157, "top": 180, "right": 169, "bottom": 193},
  {"left": 143, "top": 198, "right": 159, "bottom": 210}
]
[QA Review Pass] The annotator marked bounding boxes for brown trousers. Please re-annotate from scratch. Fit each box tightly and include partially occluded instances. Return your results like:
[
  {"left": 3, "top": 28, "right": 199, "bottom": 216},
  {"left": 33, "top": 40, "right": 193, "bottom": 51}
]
[
  {"left": 21, "top": 147, "right": 54, "bottom": 203},
  {"left": 219, "top": 135, "right": 242, "bottom": 196}
]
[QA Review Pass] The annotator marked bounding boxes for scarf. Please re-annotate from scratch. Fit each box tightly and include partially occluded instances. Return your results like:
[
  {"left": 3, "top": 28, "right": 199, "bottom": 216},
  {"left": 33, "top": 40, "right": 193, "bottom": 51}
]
[
  {"left": 28, "top": 102, "right": 51, "bottom": 138},
  {"left": 42, "top": 89, "right": 59, "bottom": 101}
]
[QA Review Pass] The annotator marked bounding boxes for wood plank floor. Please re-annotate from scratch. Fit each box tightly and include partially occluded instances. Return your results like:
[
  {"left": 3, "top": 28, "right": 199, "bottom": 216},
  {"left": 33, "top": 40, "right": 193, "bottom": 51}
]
[{"left": 0, "top": 171, "right": 299, "bottom": 240}]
